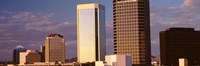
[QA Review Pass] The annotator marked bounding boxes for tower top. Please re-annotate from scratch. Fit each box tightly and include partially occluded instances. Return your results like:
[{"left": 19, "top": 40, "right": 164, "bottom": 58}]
[
  {"left": 15, "top": 45, "right": 24, "bottom": 49},
  {"left": 47, "top": 34, "right": 63, "bottom": 38},
  {"left": 77, "top": 3, "right": 104, "bottom": 9},
  {"left": 113, "top": 0, "right": 148, "bottom": 2}
]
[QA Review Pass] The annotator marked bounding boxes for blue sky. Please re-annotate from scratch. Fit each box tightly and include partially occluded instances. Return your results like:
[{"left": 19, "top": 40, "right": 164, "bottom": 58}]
[{"left": 1, "top": 0, "right": 200, "bottom": 61}]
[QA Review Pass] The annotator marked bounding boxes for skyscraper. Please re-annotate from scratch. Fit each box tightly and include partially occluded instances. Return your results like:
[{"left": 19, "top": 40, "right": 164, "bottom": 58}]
[
  {"left": 160, "top": 28, "right": 200, "bottom": 66},
  {"left": 13, "top": 45, "right": 26, "bottom": 64},
  {"left": 113, "top": 0, "right": 151, "bottom": 66},
  {"left": 77, "top": 3, "right": 106, "bottom": 63},
  {"left": 45, "top": 34, "right": 65, "bottom": 63}
]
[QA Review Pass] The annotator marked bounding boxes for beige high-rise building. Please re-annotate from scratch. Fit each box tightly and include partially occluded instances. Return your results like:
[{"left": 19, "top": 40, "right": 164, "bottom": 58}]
[
  {"left": 19, "top": 50, "right": 41, "bottom": 65},
  {"left": 113, "top": 0, "right": 151, "bottom": 66},
  {"left": 77, "top": 3, "right": 106, "bottom": 63},
  {"left": 45, "top": 34, "right": 65, "bottom": 63}
]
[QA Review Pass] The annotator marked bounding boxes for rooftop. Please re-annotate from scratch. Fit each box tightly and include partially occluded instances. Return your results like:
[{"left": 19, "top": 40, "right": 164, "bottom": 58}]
[{"left": 47, "top": 34, "right": 63, "bottom": 38}]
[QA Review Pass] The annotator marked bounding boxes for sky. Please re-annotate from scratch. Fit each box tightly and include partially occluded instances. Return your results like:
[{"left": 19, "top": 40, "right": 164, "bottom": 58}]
[{"left": 0, "top": 0, "right": 200, "bottom": 61}]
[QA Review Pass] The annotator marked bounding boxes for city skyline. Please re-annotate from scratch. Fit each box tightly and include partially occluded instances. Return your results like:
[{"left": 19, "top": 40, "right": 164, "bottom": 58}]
[{"left": 0, "top": 0, "right": 200, "bottom": 61}]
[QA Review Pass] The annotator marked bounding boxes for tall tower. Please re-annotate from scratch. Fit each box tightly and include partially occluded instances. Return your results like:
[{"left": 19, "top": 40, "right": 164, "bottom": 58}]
[
  {"left": 113, "top": 0, "right": 151, "bottom": 66},
  {"left": 45, "top": 34, "right": 65, "bottom": 63},
  {"left": 77, "top": 3, "right": 106, "bottom": 63}
]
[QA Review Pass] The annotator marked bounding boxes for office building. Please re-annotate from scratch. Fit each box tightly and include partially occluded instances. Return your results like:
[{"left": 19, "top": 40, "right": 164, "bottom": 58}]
[
  {"left": 13, "top": 45, "right": 26, "bottom": 64},
  {"left": 19, "top": 50, "right": 41, "bottom": 65},
  {"left": 77, "top": 3, "right": 106, "bottom": 63},
  {"left": 113, "top": 0, "right": 151, "bottom": 66},
  {"left": 45, "top": 34, "right": 65, "bottom": 63},
  {"left": 160, "top": 28, "right": 200, "bottom": 65},
  {"left": 179, "top": 58, "right": 188, "bottom": 66}
]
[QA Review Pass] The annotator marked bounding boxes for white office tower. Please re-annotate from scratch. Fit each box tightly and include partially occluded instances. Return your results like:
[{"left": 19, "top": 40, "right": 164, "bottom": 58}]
[
  {"left": 77, "top": 3, "right": 106, "bottom": 63},
  {"left": 105, "top": 55, "right": 132, "bottom": 66}
]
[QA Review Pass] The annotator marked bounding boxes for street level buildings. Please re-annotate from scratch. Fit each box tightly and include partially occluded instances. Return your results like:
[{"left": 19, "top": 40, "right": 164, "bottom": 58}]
[
  {"left": 45, "top": 34, "right": 65, "bottom": 63},
  {"left": 77, "top": 3, "right": 106, "bottom": 63},
  {"left": 160, "top": 28, "right": 200, "bottom": 65},
  {"left": 105, "top": 55, "right": 132, "bottom": 66},
  {"left": 19, "top": 50, "right": 41, "bottom": 65},
  {"left": 113, "top": 0, "right": 151, "bottom": 66}
]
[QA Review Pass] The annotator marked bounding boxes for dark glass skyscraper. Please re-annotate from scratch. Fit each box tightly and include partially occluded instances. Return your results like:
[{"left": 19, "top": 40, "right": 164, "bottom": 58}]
[
  {"left": 13, "top": 46, "right": 26, "bottom": 64},
  {"left": 113, "top": 0, "right": 151, "bottom": 66},
  {"left": 160, "top": 28, "right": 200, "bottom": 66}
]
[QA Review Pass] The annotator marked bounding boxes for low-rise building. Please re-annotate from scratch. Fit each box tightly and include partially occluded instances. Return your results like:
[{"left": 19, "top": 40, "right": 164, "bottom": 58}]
[
  {"left": 22, "top": 62, "right": 78, "bottom": 66},
  {"left": 105, "top": 54, "right": 132, "bottom": 66},
  {"left": 19, "top": 50, "right": 41, "bottom": 65}
]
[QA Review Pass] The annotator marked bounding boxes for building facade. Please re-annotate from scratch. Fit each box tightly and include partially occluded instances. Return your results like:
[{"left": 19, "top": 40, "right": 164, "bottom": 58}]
[
  {"left": 45, "top": 34, "right": 65, "bottom": 63},
  {"left": 179, "top": 58, "right": 188, "bottom": 66},
  {"left": 13, "top": 45, "right": 26, "bottom": 64},
  {"left": 105, "top": 54, "right": 132, "bottom": 66},
  {"left": 19, "top": 50, "right": 41, "bottom": 65},
  {"left": 40, "top": 45, "right": 45, "bottom": 62},
  {"left": 77, "top": 3, "right": 106, "bottom": 63},
  {"left": 160, "top": 28, "right": 200, "bottom": 66},
  {"left": 113, "top": 0, "right": 151, "bottom": 66}
]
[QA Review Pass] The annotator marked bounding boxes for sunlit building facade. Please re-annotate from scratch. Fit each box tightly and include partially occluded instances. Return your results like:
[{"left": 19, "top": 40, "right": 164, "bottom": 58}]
[
  {"left": 105, "top": 54, "right": 132, "bottom": 66},
  {"left": 19, "top": 50, "right": 41, "bottom": 65},
  {"left": 77, "top": 3, "right": 106, "bottom": 63},
  {"left": 113, "top": 0, "right": 151, "bottom": 66},
  {"left": 45, "top": 34, "right": 65, "bottom": 63}
]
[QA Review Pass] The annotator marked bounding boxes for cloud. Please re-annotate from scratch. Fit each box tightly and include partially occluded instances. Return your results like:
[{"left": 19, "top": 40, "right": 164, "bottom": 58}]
[
  {"left": 183, "top": 0, "right": 200, "bottom": 8},
  {"left": 0, "top": 16, "right": 5, "bottom": 20},
  {"left": 7, "top": 12, "right": 75, "bottom": 32}
]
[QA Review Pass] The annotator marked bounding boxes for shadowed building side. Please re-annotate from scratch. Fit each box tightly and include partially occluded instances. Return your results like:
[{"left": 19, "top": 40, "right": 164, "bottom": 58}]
[{"left": 160, "top": 28, "right": 200, "bottom": 66}]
